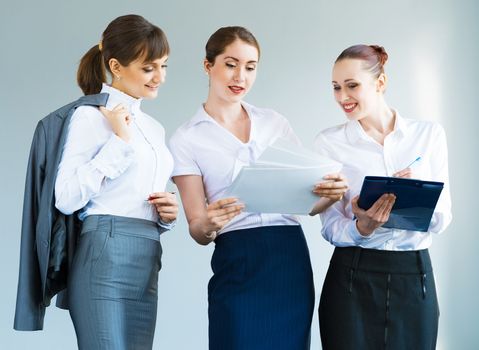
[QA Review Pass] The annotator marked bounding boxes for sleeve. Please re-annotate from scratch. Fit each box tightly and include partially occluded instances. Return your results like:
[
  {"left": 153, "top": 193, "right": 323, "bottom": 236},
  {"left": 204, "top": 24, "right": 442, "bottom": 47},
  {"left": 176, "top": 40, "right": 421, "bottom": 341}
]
[
  {"left": 314, "top": 132, "right": 377, "bottom": 246},
  {"left": 169, "top": 130, "right": 201, "bottom": 177},
  {"left": 158, "top": 218, "right": 177, "bottom": 234},
  {"left": 427, "top": 123, "right": 452, "bottom": 234},
  {"left": 54, "top": 108, "right": 135, "bottom": 215},
  {"left": 14, "top": 122, "right": 47, "bottom": 330}
]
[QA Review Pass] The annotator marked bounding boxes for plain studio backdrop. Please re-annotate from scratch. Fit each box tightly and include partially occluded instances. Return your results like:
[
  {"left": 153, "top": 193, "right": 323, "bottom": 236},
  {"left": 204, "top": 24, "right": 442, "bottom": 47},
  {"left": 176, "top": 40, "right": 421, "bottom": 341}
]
[{"left": 1, "top": 0, "right": 478, "bottom": 349}]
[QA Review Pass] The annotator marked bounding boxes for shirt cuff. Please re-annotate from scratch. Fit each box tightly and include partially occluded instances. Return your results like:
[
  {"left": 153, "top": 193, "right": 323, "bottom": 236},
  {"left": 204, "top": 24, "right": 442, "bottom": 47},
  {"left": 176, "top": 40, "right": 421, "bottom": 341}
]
[
  {"left": 158, "top": 218, "right": 176, "bottom": 234},
  {"left": 90, "top": 134, "right": 135, "bottom": 179},
  {"left": 350, "top": 219, "right": 375, "bottom": 242}
]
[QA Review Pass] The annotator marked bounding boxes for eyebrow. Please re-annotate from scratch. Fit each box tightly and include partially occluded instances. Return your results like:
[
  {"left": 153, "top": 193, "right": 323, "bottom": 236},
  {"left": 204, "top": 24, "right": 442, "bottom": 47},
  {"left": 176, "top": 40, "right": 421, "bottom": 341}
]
[
  {"left": 224, "top": 56, "right": 257, "bottom": 64},
  {"left": 332, "top": 79, "right": 356, "bottom": 84}
]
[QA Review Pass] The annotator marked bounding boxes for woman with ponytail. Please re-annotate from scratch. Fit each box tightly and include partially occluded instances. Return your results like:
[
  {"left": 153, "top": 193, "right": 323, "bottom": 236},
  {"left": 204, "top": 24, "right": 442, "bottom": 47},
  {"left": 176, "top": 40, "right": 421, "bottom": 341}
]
[
  {"left": 314, "top": 44, "right": 451, "bottom": 349},
  {"left": 54, "top": 14, "right": 178, "bottom": 349}
]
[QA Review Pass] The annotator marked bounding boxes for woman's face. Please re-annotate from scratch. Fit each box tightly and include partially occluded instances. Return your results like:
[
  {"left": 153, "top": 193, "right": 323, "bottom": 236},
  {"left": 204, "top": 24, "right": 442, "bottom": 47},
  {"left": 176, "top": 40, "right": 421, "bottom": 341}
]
[
  {"left": 111, "top": 54, "right": 168, "bottom": 99},
  {"left": 205, "top": 39, "right": 259, "bottom": 104},
  {"left": 332, "top": 58, "right": 384, "bottom": 121}
]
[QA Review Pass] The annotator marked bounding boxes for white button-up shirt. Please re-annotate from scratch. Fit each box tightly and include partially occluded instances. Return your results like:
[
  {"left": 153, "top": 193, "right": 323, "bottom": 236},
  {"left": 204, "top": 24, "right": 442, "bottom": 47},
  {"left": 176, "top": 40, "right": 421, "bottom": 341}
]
[
  {"left": 169, "top": 102, "right": 300, "bottom": 235},
  {"left": 314, "top": 110, "right": 452, "bottom": 251},
  {"left": 55, "top": 84, "right": 174, "bottom": 223}
]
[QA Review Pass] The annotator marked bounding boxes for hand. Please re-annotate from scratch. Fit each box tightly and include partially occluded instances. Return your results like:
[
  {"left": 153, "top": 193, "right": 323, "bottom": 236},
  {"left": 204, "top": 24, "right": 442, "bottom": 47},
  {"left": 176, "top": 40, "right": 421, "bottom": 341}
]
[
  {"left": 99, "top": 104, "right": 131, "bottom": 142},
  {"left": 351, "top": 193, "right": 396, "bottom": 236},
  {"left": 313, "top": 173, "right": 348, "bottom": 202},
  {"left": 203, "top": 197, "right": 244, "bottom": 239},
  {"left": 393, "top": 167, "right": 412, "bottom": 178},
  {"left": 148, "top": 192, "right": 179, "bottom": 223}
]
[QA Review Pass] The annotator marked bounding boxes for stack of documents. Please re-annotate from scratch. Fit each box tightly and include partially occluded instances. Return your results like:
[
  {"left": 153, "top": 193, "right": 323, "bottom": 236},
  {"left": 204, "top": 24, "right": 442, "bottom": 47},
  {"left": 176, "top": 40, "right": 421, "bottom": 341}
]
[{"left": 225, "top": 139, "right": 342, "bottom": 215}]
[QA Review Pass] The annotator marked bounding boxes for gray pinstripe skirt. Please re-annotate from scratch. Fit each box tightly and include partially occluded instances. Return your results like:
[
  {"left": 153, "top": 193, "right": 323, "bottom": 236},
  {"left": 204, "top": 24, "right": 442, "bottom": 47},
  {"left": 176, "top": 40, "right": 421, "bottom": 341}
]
[{"left": 68, "top": 215, "right": 163, "bottom": 350}]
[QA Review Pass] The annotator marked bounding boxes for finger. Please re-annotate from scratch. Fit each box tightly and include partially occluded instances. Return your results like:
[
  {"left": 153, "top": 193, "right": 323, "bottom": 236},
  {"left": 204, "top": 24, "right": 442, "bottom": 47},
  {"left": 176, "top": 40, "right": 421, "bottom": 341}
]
[
  {"left": 323, "top": 172, "right": 346, "bottom": 181},
  {"left": 99, "top": 106, "right": 111, "bottom": 113},
  {"left": 375, "top": 194, "right": 396, "bottom": 219},
  {"left": 159, "top": 213, "right": 177, "bottom": 222},
  {"left": 216, "top": 209, "right": 243, "bottom": 222},
  {"left": 208, "top": 197, "right": 239, "bottom": 210},
  {"left": 112, "top": 103, "right": 127, "bottom": 111},
  {"left": 156, "top": 205, "right": 178, "bottom": 214},
  {"left": 212, "top": 204, "right": 244, "bottom": 217},
  {"left": 313, "top": 188, "right": 348, "bottom": 195}
]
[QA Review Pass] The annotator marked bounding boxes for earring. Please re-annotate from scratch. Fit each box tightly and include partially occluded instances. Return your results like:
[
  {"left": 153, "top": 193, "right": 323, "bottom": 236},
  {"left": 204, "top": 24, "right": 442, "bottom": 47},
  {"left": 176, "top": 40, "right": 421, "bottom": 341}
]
[{"left": 115, "top": 75, "right": 121, "bottom": 81}]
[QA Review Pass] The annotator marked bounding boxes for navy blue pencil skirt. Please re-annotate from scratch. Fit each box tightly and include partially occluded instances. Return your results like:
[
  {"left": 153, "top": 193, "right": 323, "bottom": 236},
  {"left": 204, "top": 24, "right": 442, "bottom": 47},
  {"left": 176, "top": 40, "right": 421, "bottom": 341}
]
[
  {"left": 68, "top": 215, "right": 163, "bottom": 350},
  {"left": 319, "top": 247, "right": 439, "bottom": 350},
  {"left": 208, "top": 225, "right": 315, "bottom": 350}
]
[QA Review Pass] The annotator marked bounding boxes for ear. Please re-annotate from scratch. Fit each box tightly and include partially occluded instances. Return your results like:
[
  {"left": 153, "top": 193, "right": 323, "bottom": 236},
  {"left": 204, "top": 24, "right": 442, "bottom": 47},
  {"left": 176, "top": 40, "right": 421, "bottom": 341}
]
[
  {"left": 109, "top": 58, "right": 122, "bottom": 78},
  {"left": 204, "top": 59, "right": 213, "bottom": 74},
  {"left": 376, "top": 73, "right": 387, "bottom": 93}
]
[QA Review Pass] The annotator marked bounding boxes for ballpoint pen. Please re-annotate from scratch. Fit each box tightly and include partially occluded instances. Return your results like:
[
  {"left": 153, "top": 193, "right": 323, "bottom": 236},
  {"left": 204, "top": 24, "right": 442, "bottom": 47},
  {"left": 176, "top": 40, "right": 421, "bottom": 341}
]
[{"left": 405, "top": 156, "right": 421, "bottom": 168}]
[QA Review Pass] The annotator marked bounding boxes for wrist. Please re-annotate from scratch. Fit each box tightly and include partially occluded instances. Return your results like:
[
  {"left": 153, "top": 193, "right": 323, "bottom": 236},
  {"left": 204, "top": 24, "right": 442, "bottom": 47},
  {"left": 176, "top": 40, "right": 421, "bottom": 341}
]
[{"left": 356, "top": 220, "right": 373, "bottom": 237}]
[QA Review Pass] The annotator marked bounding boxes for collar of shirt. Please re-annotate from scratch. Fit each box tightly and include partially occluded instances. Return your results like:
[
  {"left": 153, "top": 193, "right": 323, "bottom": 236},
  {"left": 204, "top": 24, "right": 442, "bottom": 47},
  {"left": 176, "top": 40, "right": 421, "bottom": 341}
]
[
  {"left": 345, "top": 109, "right": 408, "bottom": 145},
  {"left": 187, "top": 101, "right": 257, "bottom": 131},
  {"left": 101, "top": 83, "right": 143, "bottom": 120}
]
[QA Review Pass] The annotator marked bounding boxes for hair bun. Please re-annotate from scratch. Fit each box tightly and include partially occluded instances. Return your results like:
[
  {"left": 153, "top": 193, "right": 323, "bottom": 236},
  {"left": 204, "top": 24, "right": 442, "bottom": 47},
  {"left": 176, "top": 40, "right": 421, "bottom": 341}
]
[{"left": 369, "top": 45, "right": 388, "bottom": 66}]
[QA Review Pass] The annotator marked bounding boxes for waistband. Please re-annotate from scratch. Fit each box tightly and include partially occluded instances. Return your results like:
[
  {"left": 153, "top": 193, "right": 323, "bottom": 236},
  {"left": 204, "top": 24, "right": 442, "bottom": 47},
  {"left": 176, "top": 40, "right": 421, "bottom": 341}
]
[
  {"left": 330, "top": 246, "right": 432, "bottom": 274},
  {"left": 81, "top": 215, "right": 161, "bottom": 241},
  {"left": 215, "top": 225, "right": 303, "bottom": 245}
]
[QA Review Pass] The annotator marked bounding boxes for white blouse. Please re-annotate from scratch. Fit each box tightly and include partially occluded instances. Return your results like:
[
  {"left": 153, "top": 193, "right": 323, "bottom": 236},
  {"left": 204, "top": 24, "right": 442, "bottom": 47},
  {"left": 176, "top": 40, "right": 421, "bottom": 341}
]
[
  {"left": 314, "top": 110, "right": 452, "bottom": 251},
  {"left": 55, "top": 84, "right": 174, "bottom": 224},
  {"left": 169, "top": 102, "right": 300, "bottom": 235}
]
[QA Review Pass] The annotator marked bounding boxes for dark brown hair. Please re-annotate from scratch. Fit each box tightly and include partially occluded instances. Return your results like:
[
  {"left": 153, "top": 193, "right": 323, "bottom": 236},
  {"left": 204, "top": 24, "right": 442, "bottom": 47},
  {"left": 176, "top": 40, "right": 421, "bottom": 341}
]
[
  {"left": 335, "top": 44, "right": 388, "bottom": 78},
  {"left": 205, "top": 26, "right": 260, "bottom": 64},
  {"left": 77, "top": 14, "right": 169, "bottom": 95}
]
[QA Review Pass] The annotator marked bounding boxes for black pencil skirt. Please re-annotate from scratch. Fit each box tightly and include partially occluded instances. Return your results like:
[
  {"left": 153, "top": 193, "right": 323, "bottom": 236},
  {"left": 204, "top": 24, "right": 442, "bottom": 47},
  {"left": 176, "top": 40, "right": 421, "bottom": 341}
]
[
  {"left": 319, "top": 247, "right": 439, "bottom": 350},
  {"left": 208, "top": 225, "right": 315, "bottom": 350}
]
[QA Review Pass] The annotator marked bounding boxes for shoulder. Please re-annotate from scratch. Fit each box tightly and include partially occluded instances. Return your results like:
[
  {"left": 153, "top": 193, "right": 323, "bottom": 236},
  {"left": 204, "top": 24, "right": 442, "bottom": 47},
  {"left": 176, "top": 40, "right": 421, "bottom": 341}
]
[
  {"left": 402, "top": 116, "right": 445, "bottom": 136},
  {"left": 314, "top": 123, "right": 347, "bottom": 143},
  {"left": 245, "top": 102, "right": 290, "bottom": 125}
]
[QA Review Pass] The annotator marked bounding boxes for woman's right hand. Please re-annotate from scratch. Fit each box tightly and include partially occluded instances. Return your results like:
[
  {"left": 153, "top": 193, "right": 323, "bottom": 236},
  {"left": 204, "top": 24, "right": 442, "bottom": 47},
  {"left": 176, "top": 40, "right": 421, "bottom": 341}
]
[
  {"left": 202, "top": 197, "right": 244, "bottom": 240},
  {"left": 99, "top": 104, "right": 131, "bottom": 142},
  {"left": 351, "top": 193, "right": 396, "bottom": 236}
]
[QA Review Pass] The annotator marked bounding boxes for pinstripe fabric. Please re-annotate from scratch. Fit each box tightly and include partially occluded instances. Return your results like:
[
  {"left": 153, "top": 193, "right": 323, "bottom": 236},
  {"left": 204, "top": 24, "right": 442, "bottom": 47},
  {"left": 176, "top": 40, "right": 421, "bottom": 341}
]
[
  {"left": 68, "top": 215, "right": 162, "bottom": 350},
  {"left": 319, "top": 247, "right": 439, "bottom": 350},
  {"left": 208, "top": 225, "right": 314, "bottom": 350}
]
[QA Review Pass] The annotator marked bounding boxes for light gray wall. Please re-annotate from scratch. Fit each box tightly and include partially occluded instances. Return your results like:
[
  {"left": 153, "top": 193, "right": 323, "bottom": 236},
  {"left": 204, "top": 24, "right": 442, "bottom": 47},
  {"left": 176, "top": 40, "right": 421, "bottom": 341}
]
[{"left": 1, "top": 0, "right": 478, "bottom": 349}]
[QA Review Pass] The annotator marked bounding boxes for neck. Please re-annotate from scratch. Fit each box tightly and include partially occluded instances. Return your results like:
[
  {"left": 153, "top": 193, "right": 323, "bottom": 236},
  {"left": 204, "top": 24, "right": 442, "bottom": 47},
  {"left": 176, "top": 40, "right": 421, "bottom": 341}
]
[
  {"left": 359, "top": 101, "right": 395, "bottom": 136},
  {"left": 204, "top": 95, "right": 244, "bottom": 123}
]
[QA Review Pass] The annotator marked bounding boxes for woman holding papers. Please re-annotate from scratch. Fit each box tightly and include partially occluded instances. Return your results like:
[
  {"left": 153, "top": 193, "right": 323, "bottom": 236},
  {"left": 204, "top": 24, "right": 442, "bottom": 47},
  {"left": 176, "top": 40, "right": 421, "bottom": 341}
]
[
  {"left": 169, "top": 26, "right": 347, "bottom": 350},
  {"left": 314, "top": 44, "right": 452, "bottom": 350},
  {"left": 54, "top": 15, "right": 178, "bottom": 349}
]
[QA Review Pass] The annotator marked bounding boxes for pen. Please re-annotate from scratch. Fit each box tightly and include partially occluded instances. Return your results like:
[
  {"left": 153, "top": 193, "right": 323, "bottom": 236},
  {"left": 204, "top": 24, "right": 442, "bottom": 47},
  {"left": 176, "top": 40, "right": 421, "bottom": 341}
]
[{"left": 405, "top": 156, "right": 421, "bottom": 169}]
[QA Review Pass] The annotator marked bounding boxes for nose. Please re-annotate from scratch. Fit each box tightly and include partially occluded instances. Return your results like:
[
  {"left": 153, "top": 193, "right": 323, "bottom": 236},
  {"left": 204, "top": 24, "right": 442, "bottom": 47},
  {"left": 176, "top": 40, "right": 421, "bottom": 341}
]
[
  {"left": 233, "top": 67, "right": 245, "bottom": 83},
  {"left": 153, "top": 67, "right": 166, "bottom": 85},
  {"left": 335, "top": 89, "right": 349, "bottom": 103}
]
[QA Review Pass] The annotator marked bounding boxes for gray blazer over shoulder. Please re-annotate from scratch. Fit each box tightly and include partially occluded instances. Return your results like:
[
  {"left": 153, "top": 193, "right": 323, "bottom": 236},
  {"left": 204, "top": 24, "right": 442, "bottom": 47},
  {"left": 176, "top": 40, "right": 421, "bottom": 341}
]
[{"left": 14, "top": 93, "right": 109, "bottom": 331}]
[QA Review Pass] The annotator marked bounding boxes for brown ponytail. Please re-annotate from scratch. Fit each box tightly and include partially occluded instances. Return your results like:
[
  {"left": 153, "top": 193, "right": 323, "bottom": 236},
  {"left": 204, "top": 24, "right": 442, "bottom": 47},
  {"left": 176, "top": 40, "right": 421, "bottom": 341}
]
[
  {"left": 76, "top": 15, "right": 169, "bottom": 95},
  {"left": 77, "top": 44, "right": 107, "bottom": 95},
  {"left": 335, "top": 44, "right": 389, "bottom": 78}
]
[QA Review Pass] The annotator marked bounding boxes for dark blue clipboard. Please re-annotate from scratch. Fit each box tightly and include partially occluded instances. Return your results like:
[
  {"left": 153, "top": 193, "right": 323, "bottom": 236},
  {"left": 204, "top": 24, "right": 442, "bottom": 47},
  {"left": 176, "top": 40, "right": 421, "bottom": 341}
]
[{"left": 358, "top": 176, "right": 444, "bottom": 232}]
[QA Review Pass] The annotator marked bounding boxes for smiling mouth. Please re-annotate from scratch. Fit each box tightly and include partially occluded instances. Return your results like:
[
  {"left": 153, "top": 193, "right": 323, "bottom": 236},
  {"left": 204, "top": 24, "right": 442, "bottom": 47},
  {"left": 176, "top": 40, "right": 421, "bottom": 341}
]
[
  {"left": 145, "top": 84, "right": 159, "bottom": 89},
  {"left": 342, "top": 103, "right": 357, "bottom": 113},
  {"left": 229, "top": 86, "right": 245, "bottom": 94}
]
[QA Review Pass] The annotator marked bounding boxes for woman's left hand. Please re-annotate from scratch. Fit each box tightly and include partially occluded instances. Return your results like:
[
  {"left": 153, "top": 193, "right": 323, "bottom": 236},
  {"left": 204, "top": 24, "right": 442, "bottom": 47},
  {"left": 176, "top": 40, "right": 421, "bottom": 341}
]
[
  {"left": 313, "top": 173, "right": 348, "bottom": 201},
  {"left": 148, "top": 192, "right": 179, "bottom": 223}
]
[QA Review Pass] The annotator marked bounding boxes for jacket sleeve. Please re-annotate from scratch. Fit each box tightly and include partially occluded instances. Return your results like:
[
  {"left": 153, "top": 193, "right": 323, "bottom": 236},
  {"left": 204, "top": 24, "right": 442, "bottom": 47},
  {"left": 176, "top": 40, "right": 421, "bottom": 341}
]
[{"left": 14, "top": 121, "right": 47, "bottom": 331}]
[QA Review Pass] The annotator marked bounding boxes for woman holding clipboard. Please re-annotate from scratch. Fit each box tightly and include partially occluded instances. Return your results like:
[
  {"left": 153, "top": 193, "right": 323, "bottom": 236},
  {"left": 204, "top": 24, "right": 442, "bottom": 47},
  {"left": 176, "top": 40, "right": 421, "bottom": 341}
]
[{"left": 314, "top": 45, "right": 452, "bottom": 349}]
